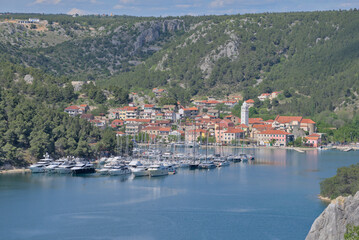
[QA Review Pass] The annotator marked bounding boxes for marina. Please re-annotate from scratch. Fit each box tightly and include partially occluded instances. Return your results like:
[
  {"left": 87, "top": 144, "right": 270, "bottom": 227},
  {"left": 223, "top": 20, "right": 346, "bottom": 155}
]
[{"left": 1, "top": 148, "right": 359, "bottom": 240}]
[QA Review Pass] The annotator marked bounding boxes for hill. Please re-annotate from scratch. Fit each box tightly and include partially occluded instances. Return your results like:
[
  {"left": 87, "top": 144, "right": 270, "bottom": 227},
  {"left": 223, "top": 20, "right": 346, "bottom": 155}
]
[{"left": 1, "top": 11, "right": 359, "bottom": 115}]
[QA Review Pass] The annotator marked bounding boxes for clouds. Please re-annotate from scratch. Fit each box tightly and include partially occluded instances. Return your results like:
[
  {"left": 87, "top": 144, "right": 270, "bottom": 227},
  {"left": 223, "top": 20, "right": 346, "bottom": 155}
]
[
  {"left": 33, "top": 0, "right": 61, "bottom": 4},
  {"left": 5, "top": 0, "right": 359, "bottom": 17},
  {"left": 67, "top": 8, "right": 88, "bottom": 15}
]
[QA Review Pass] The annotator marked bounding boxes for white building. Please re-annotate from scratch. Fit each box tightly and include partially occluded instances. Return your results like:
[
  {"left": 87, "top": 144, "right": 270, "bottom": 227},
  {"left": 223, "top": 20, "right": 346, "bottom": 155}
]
[{"left": 241, "top": 102, "right": 249, "bottom": 126}]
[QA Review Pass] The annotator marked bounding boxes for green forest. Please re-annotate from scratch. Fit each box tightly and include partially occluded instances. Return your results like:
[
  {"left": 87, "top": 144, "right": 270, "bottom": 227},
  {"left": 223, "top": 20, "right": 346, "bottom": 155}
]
[
  {"left": 2, "top": 10, "right": 359, "bottom": 166},
  {"left": 320, "top": 164, "right": 359, "bottom": 199}
]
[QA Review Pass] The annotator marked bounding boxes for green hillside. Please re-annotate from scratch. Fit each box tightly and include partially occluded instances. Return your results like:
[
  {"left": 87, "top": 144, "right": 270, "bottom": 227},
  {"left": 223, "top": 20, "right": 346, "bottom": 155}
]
[{"left": 1, "top": 11, "right": 359, "bottom": 115}]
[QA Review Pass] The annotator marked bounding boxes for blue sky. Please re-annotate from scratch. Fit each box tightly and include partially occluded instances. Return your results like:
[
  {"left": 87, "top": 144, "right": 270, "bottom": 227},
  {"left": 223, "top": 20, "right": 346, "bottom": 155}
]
[{"left": 2, "top": 0, "right": 359, "bottom": 16}]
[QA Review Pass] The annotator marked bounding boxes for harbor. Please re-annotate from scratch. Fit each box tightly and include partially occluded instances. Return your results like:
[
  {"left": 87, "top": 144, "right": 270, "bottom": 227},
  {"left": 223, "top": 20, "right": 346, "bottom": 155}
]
[{"left": 1, "top": 148, "right": 358, "bottom": 240}]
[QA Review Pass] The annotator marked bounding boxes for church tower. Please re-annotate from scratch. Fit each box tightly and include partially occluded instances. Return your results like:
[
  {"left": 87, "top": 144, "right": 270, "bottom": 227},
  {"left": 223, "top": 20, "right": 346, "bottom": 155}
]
[{"left": 241, "top": 101, "right": 249, "bottom": 126}]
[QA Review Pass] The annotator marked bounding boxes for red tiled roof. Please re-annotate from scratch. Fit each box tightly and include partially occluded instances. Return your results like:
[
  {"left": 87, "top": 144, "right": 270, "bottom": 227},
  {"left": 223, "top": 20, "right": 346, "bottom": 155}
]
[
  {"left": 246, "top": 99, "right": 255, "bottom": 103},
  {"left": 125, "top": 119, "right": 151, "bottom": 122},
  {"left": 275, "top": 115, "right": 303, "bottom": 124},
  {"left": 237, "top": 124, "right": 249, "bottom": 128},
  {"left": 258, "top": 130, "right": 290, "bottom": 135},
  {"left": 142, "top": 126, "right": 161, "bottom": 131},
  {"left": 260, "top": 93, "right": 271, "bottom": 96},
  {"left": 225, "top": 128, "right": 245, "bottom": 134},
  {"left": 301, "top": 119, "right": 316, "bottom": 124},
  {"left": 183, "top": 107, "right": 198, "bottom": 111},
  {"left": 249, "top": 118, "right": 264, "bottom": 124},
  {"left": 159, "top": 127, "right": 171, "bottom": 132},
  {"left": 144, "top": 104, "right": 154, "bottom": 108},
  {"left": 112, "top": 119, "right": 124, "bottom": 125},
  {"left": 65, "top": 105, "right": 80, "bottom": 110}
]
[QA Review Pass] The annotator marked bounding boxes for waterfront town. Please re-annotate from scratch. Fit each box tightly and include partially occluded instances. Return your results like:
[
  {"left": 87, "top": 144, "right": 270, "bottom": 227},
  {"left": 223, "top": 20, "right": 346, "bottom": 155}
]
[{"left": 64, "top": 88, "right": 321, "bottom": 148}]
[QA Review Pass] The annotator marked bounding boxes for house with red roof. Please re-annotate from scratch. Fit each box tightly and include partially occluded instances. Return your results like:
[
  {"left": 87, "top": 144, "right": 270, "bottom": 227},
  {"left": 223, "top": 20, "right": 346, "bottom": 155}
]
[
  {"left": 258, "top": 93, "right": 271, "bottom": 101},
  {"left": 273, "top": 115, "right": 303, "bottom": 130},
  {"left": 305, "top": 133, "right": 322, "bottom": 147},
  {"left": 222, "top": 128, "right": 245, "bottom": 144},
  {"left": 257, "top": 129, "right": 294, "bottom": 146},
  {"left": 111, "top": 119, "right": 124, "bottom": 129},
  {"left": 64, "top": 105, "right": 81, "bottom": 117},
  {"left": 300, "top": 119, "right": 317, "bottom": 134},
  {"left": 245, "top": 99, "right": 255, "bottom": 108},
  {"left": 179, "top": 107, "right": 199, "bottom": 119}
]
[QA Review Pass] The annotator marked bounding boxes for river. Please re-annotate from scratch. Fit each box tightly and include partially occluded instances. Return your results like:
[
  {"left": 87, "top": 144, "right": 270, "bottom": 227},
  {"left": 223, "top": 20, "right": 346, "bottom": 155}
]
[{"left": 0, "top": 148, "right": 357, "bottom": 240}]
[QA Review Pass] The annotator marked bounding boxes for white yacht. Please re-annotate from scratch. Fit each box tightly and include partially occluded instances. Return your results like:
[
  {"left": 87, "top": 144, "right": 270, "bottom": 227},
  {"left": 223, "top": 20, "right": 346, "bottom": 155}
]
[
  {"left": 29, "top": 153, "right": 54, "bottom": 173},
  {"left": 56, "top": 161, "right": 76, "bottom": 174},
  {"left": 132, "top": 166, "right": 149, "bottom": 177},
  {"left": 44, "top": 161, "right": 63, "bottom": 173},
  {"left": 148, "top": 164, "right": 168, "bottom": 177},
  {"left": 108, "top": 166, "right": 131, "bottom": 176},
  {"left": 71, "top": 162, "right": 96, "bottom": 174},
  {"left": 167, "top": 165, "right": 176, "bottom": 174},
  {"left": 128, "top": 160, "right": 143, "bottom": 171}
]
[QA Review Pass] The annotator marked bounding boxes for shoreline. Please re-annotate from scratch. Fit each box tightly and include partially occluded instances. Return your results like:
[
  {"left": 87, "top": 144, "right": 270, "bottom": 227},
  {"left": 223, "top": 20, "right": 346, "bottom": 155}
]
[
  {"left": 318, "top": 195, "right": 332, "bottom": 203},
  {"left": 0, "top": 168, "right": 31, "bottom": 174}
]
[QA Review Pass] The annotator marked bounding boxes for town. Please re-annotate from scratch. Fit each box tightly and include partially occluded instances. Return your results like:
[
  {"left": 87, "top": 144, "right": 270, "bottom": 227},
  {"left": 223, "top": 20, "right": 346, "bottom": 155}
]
[{"left": 64, "top": 87, "right": 321, "bottom": 148}]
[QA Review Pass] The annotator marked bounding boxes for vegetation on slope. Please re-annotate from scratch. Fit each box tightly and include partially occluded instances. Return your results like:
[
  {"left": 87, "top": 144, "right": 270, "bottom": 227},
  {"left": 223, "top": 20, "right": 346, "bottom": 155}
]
[{"left": 320, "top": 164, "right": 359, "bottom": 199}]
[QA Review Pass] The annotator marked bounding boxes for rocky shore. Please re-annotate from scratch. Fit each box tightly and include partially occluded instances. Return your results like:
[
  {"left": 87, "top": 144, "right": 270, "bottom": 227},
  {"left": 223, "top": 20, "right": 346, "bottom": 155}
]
[
  {"left": 306, "top": 192, "right": 359, "bottom": 240},
  {"left": 0, "top": 168, "right": 30, "bottom": 174}
]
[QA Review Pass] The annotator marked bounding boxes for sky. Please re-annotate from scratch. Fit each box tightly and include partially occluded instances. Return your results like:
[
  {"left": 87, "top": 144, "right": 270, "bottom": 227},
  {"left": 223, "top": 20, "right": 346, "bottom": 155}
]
[{"left": 1, "top": 0, "right": 359, "bottom": 16}]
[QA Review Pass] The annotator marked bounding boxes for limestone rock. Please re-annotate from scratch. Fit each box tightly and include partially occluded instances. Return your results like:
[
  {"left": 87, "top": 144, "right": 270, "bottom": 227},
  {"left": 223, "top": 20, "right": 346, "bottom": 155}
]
[{"left": 306, "top": 192, "right": 359, "bottom": 240}]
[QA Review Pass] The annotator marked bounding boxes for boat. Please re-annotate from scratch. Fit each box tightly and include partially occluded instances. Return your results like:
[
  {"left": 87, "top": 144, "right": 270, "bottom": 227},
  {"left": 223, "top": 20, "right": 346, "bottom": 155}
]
[
  {"left": 56, "top": 161, "right": 76, "bottom": 174},
  {"left": 44, "top": 161, "right": 63, "bottom": 173},
  {"left": 215, "top": 160, "right": 230, "bottom": 167},
  {"left": 198, "top": 161, "right": 217, "bottom": 169},
  {"left": 247, "top": 154, "right": 255, "bottom": 161},
  {"left": 148, "top": 164, "right": 168, "bottom": 177},
  {"left": 128, "top": 160, "right": 143, "bottom": 171},
  {"left": 108, "top": 166, "right": 131, "bottom": 176},
  {"left": 189, "top": 162, "right": 199, "bottom": 170},
  {"left": 167, "top": 165, "right": 177, "bottom": 174},
  {"left": 71, "top": 162, "right": 96, "bottom": 174},
  {"left": 240, "top": 154, "right": 248, "bottom": 162},
  {"left": 132, "top": 166, "right": 149, "bottom": 177},
  {"left": 232, "top": 156, "right": 242, "bottom": 163},
  {"left": 29, "top": 153, "right": 54, "bottom": 173}
]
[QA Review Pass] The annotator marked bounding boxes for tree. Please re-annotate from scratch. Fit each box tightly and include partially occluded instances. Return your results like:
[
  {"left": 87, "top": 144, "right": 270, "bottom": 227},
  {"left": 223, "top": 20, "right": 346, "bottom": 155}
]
[{"left": 345, "top": 225, "right": 359, "bottom": 240}]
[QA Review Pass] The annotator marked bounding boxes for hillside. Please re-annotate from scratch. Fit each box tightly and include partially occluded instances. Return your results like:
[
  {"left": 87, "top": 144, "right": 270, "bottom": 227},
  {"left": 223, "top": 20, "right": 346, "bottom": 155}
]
[{"left": 1, "top": 11, "right": 359, "bottom": 115}]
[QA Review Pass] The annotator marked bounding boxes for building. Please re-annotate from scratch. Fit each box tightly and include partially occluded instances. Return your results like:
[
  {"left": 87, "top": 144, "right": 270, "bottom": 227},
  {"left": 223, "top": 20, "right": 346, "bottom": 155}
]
[
  {"left": 258, "top": 93, "right": 271, "bottom": 101},
  {"left": 241, "top": 102, "right": 249, "bottom": 126},
  {"left": 245, "top": 99, "right": 255, "bottom": 108},
  {"left": 179, "top": 107, "right": 199, "bottom": 119},
  {"left": 64, "top": 106, "right": 81, "bottom": 117},
  {"left": 257, "top": 130, "right": 294, "bottom": 147},
  {"left": 272, "top": 115, "right": 303, "bottom": 131},
  {"left": 222, "top": 128, "right": 245, "bottom": 144},
  {"left": 300, "top": 119, "right": 316, "bottom": 135},
  {"left": 125, "top": 123, "right": 142, "bottom": 135},
  {"left": 305, "top": 133, "right": 321, "bottom": 147}
]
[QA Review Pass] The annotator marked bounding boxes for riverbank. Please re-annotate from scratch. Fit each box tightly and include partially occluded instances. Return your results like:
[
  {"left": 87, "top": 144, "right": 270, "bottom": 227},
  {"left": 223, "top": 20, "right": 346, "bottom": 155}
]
[{"left": 0, "top": 168, "right": 31, "bottom": 174}]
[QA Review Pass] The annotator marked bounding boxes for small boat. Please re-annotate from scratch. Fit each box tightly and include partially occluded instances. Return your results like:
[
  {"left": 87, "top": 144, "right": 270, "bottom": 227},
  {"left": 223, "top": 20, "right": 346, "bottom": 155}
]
[
  {"left": 167, "top": 165, "right": 176, "bottom": 174},
  {"left": 215, "top": 160, "right": 230, "bottom": 167},
  {"left": 198, "top": 161, "right": 217, "bottom": 169},
  {"left": 247, "top": 154, "right": 255, "bottom": 161},
  {"left": 71, "top": 162, "right": 96, "bottom": 175},
  {"left": 240, "top": 154, "right": 248, "bottom": 162},
  {"left": 148, "top": 164, "right": 168, "bottom": 177},
  {"left": 232, "top": 156, "right": 242, "bottom": 163},
  {"left": 132, "top": 166, "right": 149, "bottom": 177}
]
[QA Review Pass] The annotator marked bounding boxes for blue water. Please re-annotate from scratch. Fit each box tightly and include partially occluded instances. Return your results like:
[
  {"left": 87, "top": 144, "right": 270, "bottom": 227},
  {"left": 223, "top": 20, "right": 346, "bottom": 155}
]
[{"left": 0, "top": 148, "right": 358, "bottom": 240}]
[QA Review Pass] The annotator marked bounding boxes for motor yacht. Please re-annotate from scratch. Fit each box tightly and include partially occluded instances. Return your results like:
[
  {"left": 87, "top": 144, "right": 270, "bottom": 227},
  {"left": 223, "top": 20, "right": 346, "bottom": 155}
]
[
  {"left": 108, "top": 166, "right": 131, "bottom": 176},
  {"left": 71, "top": 162, "right": 95, "bottom": 174},
  {"left": 132, "top": 166, "right": 149, "bottom": 177},
  {"left": 148, "top": 164, "right": 168, "bottom": 177}
]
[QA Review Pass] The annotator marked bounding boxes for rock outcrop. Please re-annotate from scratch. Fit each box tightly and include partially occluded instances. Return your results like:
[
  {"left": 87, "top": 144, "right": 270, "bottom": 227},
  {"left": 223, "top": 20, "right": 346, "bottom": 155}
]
[{"left": 306, "top": 192, "right": 359, "bottom": 240}]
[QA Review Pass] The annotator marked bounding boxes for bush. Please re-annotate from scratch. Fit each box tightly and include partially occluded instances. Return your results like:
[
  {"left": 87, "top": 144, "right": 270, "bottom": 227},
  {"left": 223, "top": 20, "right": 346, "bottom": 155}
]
[{"left": 320, "top": 164, "right": 359, "bottom": 199}]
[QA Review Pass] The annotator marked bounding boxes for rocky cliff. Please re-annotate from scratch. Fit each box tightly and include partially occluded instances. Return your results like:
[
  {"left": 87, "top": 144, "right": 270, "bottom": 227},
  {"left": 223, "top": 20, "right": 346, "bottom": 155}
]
[{"left": 306, "top": 192, "right": 359, "bottom": 240}]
